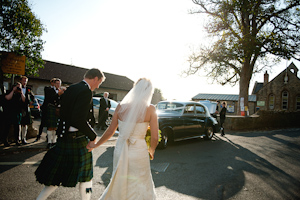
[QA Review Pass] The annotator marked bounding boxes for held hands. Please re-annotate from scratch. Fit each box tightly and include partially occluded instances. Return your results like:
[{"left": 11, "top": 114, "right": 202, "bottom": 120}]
[{"left": 86, "top": 140, "right": 97, "bottom": 152}]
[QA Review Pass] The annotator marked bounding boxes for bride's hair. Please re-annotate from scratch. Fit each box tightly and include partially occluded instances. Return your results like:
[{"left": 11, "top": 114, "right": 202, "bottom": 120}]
[{"left": 118, "top": 78, "right": 154, "bottom": 138}]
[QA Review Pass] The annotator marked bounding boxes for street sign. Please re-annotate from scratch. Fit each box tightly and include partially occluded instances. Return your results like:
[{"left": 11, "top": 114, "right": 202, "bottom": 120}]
[{"left": 1, "top": 52, "right": 26, "bottom": 75}]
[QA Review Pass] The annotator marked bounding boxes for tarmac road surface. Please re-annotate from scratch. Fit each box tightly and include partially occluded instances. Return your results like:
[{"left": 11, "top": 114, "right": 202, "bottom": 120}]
[{"left": 0, "top": 126, "right": 300, "bottom": 200}]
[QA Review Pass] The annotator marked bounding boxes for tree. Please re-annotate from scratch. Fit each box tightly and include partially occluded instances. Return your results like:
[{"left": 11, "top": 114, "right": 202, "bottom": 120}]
[
  {"left": 0, "top": 0, "right": 46, "bottom": 89},
  {"left": 152, "top": 88, "right": 165, "bottom": 104},
  {"left": 185, "top": 0, "right": 300, "bottom": 114}
]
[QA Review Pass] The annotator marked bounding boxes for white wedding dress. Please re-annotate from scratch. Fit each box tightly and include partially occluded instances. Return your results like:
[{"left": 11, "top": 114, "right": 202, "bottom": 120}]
[{"left": 99, "top": 120, "right": 156, "bottom": 200}]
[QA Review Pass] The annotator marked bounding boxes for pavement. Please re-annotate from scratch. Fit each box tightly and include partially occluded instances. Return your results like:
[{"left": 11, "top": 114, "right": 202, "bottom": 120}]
[{"left": 0, "top": 127, "right": 119, "bottom": 155}]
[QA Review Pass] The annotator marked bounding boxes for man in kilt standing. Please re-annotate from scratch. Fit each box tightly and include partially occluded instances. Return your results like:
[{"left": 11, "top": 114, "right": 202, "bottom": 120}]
[
  {"left": 35, "top": 69, "right": 105, "bottom": 200},
  {"left": 45, "top": 78, "right": 64, "bottom": 149},
  {"left": 35, "top": 78, "right": 56, "bottom": 142},
  {"left": 20, "top": 76, "right": 35, "bottom": 144}
]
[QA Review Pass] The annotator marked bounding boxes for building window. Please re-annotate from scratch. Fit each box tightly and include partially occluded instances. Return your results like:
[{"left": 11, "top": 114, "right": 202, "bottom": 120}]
[
  {"left": 282, "top": 91, "right": 288, "bottom": 110},
  {"left": 297, "top": 96, "right": 300, "bottom": 110},
  {"left": 269, "top": 94, "right": 275, "bottom": 110}
]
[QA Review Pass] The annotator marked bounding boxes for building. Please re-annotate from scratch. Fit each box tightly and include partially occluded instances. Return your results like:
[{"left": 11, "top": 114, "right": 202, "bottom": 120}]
[
  {"left": 255, "top": 62, "right": 300, "bottom": 111},
  {"left": 192, "top": 62, "right": 300, "bottom": 115},
  {"left": 3, "top": 60, "right": 134, "bottom": 101},
  {"left": 4, "top": 60, "right": 164, "bottom": 104}
]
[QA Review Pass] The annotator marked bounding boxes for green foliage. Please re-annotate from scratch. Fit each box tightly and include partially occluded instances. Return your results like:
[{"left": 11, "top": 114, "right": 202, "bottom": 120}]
[
  {"left": 186, "top": 0, "right": 300, "bottom": 86},
  {"left": 0, "top": 0, "right": 46, "bottom": 77}
]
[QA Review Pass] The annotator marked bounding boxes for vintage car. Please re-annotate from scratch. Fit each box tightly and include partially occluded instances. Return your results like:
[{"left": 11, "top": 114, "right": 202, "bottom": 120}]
[{"left": 156, "top": 101, "right": 220, "bottom": 149}]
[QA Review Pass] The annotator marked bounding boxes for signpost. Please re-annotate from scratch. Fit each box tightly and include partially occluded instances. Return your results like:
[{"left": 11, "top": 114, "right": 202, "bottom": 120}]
[{"left": 1, "top": 52, "right": 26, "bottom": 75}]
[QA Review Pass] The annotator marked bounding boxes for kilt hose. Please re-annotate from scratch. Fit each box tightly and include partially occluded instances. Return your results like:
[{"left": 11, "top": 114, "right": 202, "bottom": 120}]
[
  {"left": 46, "top": 105, "right": 58, "bottom": 128},
  {"left": 35, "top": 135, "right": 93, "bottom": 187}
]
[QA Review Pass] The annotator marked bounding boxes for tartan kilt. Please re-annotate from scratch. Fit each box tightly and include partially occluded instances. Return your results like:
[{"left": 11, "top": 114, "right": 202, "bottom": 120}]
[
  {"left": 46, "top": 105, "right": 58, "bottom": 128},
  {"left": 35, "top": 135, "right": 93, "bottom": 187},
  {"left": 20, "top": 108, "right": 32, "bottom": 125}
]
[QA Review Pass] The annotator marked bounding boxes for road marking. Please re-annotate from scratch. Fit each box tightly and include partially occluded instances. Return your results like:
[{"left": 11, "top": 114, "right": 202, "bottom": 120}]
[
  {"left": 151, "top": 162, "right": 169, "bottom": 172},
  {"left": 0, "top": 161, "right": 41, "bottom": 165}
]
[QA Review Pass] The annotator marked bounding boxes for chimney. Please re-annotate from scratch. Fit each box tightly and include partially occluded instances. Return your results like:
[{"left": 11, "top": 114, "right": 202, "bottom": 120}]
[{"left": 264, "top": 71, "right": 269, "bottom": 85}]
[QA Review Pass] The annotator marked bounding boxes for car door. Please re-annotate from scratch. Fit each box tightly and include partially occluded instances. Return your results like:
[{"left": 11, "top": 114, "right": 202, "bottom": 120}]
[
  {"left": 157, "top": 102, "right": 185, "bottom": 141},
  {"left": 92, "top": 98, "right": 100, "bottom": 122},
  {"left": 180, "top": 104, "right": 199, "bottom": 138},
  {"left": 195, "top": 104, "right": 206, "bottom": 134}
]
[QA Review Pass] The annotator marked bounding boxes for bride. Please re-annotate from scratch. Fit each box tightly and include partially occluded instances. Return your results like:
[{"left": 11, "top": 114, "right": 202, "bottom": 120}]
[{"left": 87, "top": 78, "right": 159, "bottom": 200}]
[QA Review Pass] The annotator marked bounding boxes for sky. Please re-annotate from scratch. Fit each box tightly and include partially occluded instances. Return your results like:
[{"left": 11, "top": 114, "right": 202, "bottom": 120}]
[{"left": 29, "top": 0, "right": 299, "bottom": 100}]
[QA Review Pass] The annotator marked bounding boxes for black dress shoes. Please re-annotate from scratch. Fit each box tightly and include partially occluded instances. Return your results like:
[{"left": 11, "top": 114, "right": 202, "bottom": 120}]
[
  {"left": 34, "top": 135, "right": 41, "bottom": 142},
  {"left": 22, "top": 139, "right": 28, "bottom": 145},
  {"left": 4, "top": 142, "right": 10, "bottom": 147},
  {"left": 16, "top": 142, "right": 21, "bottom": 146}
]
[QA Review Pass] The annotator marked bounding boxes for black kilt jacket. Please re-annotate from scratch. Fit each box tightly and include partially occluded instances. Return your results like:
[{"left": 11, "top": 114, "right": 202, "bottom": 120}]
[
  {"left": 57, "top": 81, "right": 96, "bottom": 139},
  {"left": 45, "top": 87, "right": 61, "bottom": 128},
  {"left": 20, "top": 87, "right": 34, "bottom": 125}
]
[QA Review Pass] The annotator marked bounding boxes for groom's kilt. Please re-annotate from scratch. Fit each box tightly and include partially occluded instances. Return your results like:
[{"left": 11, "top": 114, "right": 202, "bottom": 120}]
[{"left": 35, "top": 135, "right": 93, "bottom": 187}]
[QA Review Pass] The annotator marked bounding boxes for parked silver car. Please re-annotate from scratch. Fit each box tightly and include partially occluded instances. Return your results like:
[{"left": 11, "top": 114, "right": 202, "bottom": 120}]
[{"left": 93, "top": 97, "right": 118, "bottom": 126}]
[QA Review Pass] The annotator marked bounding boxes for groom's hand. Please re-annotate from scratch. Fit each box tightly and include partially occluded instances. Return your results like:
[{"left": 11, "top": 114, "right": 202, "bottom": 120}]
[{"left": 86, "top": 139, "right": 96, "bottom": 151}]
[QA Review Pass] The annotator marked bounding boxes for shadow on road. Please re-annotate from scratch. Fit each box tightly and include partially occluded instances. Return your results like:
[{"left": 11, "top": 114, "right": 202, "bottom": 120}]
[
  {"left": 94, "top": 146, "right": 114, "bottom": 187},
  {"left": 151, "top": 130, "right": 300, "bottom": 199}
]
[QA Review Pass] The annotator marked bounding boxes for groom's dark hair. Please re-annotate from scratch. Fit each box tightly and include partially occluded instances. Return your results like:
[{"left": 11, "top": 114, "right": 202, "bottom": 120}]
[{"left": 84, "top": 68, "right": 106, "bottom": 81}]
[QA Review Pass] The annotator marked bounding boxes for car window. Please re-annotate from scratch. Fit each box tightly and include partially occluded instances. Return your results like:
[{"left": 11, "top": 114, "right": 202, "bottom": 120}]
[
  {"left": 93, "top": 99, "right": 100, "bottom": 106},
  {"left": 195, "top": 105, "right": 205, "bottom": 114},
  {"left": 157, "top": 102, "right": 183, "bottom": 110},
  {"left": 156, "top": 102, "right": 184, "bottom": 114},
  {"left": 35, "top": 95, "right": 44, "bottom": 100},
  {"left": 184, "top": 104, "right": 195, "bottom": 114},
  {"left": 110, "top": 100, "right": 118, "bottom": 108}
]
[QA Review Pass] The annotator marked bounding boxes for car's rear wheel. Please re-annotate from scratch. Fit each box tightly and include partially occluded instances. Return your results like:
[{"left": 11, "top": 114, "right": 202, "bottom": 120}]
[{"left": 204, "top": 126, "right": 214, "bottom": 140}]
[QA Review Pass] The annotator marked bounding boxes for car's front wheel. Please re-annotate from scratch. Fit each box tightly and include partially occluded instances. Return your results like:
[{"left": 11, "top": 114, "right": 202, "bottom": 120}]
[
  {"left": 204, "top": 126, "right": 214, "bottom": 140},
  {"left": 158, "top": 130, "right": 169, "bottom": 149}
]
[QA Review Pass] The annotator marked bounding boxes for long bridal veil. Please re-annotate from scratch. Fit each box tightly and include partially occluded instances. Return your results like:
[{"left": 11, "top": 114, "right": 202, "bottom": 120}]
[{"left": 118, "top": 78, "right": 154, "bottom": 141}]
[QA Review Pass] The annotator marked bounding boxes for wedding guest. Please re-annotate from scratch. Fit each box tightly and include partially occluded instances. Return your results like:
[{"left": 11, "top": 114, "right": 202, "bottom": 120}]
[
  {"left": 35, "top": 68, "right": 105, "bottom": 200},
  {"left": 220, "top": 101, "right": 227, "bottom": 136},
  {"left": 45, "top": 78, "right": 64, "bottom": 148},
  {"left": 97, "top": 92, "right": 111, "bottom": 130},
  {"left": 0, "top": 86, "right": 7, "bottom": 146},
  {"left": 35, "top": 78, "right": 56, "bottom": 142},
  {"left": 20, "top": 76, "right": 35, "bottom": 145},
  {"left": 2, "top": 83, "right": 25, "bottom": 146}
]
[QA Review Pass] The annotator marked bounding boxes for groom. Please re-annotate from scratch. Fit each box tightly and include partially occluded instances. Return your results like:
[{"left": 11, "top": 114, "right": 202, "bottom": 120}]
[{"left": 35, "top": 68, "right": 105, "bottom": 200}]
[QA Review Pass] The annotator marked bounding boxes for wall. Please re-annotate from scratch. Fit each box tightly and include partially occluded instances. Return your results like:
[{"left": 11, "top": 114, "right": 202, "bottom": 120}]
[{"left": 223, "top": 110, "right": 300, "bottom": 131}]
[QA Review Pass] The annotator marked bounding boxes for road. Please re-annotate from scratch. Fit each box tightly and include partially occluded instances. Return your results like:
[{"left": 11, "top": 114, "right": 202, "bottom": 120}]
[{"left": 0, "top": 128, "right": 300, "bottom": 200}]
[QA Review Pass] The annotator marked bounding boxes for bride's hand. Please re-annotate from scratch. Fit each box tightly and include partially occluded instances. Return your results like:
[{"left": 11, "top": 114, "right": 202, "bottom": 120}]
[{"left": 148, "top": 149, "right": 155, "bottom": 160}]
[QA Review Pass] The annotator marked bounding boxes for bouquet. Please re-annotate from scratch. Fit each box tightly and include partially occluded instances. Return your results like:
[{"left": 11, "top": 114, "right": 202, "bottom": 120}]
[{"left": 145, "top": 126, "right": 162, "bottom": 149}]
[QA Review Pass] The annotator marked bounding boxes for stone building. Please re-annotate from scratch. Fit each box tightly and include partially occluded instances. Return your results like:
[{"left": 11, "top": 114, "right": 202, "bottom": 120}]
[
  {"left": 192, "top": 94, "right": 257, "bottom": 115},
  {"left": 192, "top": 62, "right": 300, "bottom": 115},
  {"left": 254, "top": 62, "right": 300, "bottom": 111}
]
